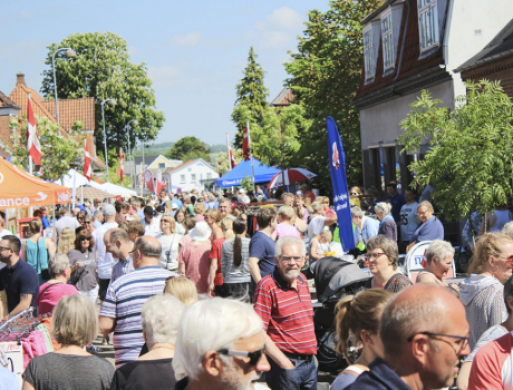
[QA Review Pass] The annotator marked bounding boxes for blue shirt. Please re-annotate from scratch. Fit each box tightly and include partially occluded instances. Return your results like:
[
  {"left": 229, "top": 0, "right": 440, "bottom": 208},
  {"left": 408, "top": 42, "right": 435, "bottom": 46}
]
[
  {"left": 386, "top": 193, "right": 406, "bottom": 223},
  {"left": 347, "top": 358, "right": 411, "bottom": 390},
  {"left": 249, "top": 231, "right": 275, "bottom": 279},
  {"left": 171, "top": 199, "right": 183, "bottom": 210},
  {"left": 0, "top": 259, "right": 39, "bottom": 313},
  {"left": 41, "top": 216, "right": 50, "bottom": 229},
  {"left": 0, "top": 366, "right": 19, "bottom": 390},
  {"left": 410, "top": 216, "right": 444, "bottom": 244}
]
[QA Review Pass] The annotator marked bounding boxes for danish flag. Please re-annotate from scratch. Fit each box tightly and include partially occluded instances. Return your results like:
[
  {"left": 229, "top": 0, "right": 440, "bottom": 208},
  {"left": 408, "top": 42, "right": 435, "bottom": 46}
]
[
  {"left": 226, "top": 133, "right": 236, "bottom": 169},
  {"left": 27, "top": 93, "right": 41, "bottom": 166},
  {"left": 119, "top": 148, "right": 125, "bottom": 182},
  {"left": 242, "top": 120, "right": 250, "bottom": 161},
  {"left": 84, "top": 141, "right": 92, "bottom": 181}
]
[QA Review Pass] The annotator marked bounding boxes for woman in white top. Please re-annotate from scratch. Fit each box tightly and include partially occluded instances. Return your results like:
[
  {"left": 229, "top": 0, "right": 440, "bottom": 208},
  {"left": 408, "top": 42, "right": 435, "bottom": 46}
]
[
  {"left": 157, "top": 215, "right": 183, "bottom": 271},
  {"left": 331, "top": 289, "right": 393, "bottom": 390}
]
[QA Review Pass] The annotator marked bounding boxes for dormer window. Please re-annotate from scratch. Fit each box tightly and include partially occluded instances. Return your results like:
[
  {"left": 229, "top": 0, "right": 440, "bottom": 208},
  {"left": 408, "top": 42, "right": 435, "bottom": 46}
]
[
  {"left": 363, "top": 26, "right": 375, "bottom": 81},
  {"left": 381, "top": 11, "right": 395, "bottom": 71},
  {"left": 418, "top": 0, "right": 439, "bottom": 52}
]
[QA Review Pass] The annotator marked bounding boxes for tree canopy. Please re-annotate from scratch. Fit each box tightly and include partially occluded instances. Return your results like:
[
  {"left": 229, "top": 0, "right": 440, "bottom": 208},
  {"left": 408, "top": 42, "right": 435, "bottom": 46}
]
[
  {"left": 40, "top": 32, "right": 165, "bottom": 155},
  {"left": 165, "top": 136, "right": 211, "bottom": 162},
  {"left": 285, "top": 0, "right": 381, "bottom": 194},
  {"left": 398, "top": 80, "right": 513, "bottom": 222},
  {"left": 232, "top": 46, "right": 269, "bottom": 148}
]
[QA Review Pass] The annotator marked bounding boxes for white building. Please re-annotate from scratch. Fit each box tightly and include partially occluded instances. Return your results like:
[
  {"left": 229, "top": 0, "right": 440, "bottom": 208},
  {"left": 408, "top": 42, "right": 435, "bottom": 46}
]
[{"left": 164, "top": 159, "right": 219, "bottom": 192}]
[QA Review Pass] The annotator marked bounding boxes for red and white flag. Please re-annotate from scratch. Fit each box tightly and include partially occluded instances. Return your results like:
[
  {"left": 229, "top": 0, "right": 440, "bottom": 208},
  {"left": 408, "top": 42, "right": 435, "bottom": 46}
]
[
  {"left": 155, "top": 169, "right": 163, "bottom": 195},
  {"left": 84, "top": 141, "right": 92, "bottom": 181},
  {"left": 27, "top": 93, "right": 41, "bottom": 166},
  {"left": 226, "top": 133, "right": 236, "bottom": 169},
  {"left": 119, "top": 148, "right": 125, "bottom": 182},
  {"left": 145, "top": 170, "right": 154, "bottom": 192},
  {"left": 242, "top": 120, "right": 250, "bottom": 161}
]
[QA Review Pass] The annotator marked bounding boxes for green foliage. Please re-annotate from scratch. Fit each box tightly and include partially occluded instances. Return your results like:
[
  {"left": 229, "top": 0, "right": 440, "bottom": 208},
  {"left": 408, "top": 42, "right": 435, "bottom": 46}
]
[
  {"left": 232, "top": 47, "right": 269, "bottom": 148},
  {"left": 165, "top": 136, "right": 211, "bottom": 162},
  {"left": 8, "top": 115, "right": 83, "bottom": 182},
  {"left": 132, "top": 142, "right": 174, "bottom": 157},
  {"left": 213, "top": 148, "right": 243, "bottom": 176},
  {"left": 40, "top": 32, "right": 165, "bottom": 154},
  {"left": 398, "top": 80, "right": 513, "bottom": 221},
  {"left": 241, "top": 175, "right": 253, "bottom": 192},
  {"left": 285, "top": 0, "right": 381, "bottom": 194}
]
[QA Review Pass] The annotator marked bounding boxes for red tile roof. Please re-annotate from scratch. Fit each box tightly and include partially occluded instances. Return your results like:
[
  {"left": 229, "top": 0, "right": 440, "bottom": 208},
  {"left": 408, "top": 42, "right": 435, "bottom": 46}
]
[
  {"left": 42, "top": 97, "right": 96, "bottom": 131},
  {"left": 354, "top": 0, "right": 447, "bottom": 101},
  {"left": 0, "top": 91, "right": 19, "bottom": 108}
]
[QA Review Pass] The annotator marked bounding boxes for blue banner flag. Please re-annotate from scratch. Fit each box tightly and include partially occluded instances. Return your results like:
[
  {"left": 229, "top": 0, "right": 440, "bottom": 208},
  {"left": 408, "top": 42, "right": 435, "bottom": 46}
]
[{"left": 327, "top": 116, "right": 355, "bottom": 253}]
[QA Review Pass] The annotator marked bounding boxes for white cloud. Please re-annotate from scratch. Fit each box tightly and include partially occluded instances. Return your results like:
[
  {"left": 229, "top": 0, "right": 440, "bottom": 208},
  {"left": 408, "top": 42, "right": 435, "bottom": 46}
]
[
  {"left": 167, "top": 32, "right": 202, "bottom": 47},
  {"left": 260, "top": 31, "right": 292, "bottom": 50},
  {"left": 266, "top": 7, "right": 304, "bottom": 31},
  {"left": 148, "top": 66, "right": 180, "bottom": 87}
]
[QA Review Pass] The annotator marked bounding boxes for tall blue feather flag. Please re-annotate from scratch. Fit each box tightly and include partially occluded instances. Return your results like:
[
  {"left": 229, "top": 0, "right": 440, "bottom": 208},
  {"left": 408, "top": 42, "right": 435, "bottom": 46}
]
[{"left": 327, "top": 116, "right": 355, "bottom": 253}]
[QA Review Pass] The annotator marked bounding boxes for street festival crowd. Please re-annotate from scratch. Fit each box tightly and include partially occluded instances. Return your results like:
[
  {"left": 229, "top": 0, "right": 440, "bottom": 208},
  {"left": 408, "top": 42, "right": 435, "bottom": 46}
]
[{"left": 1, "top": 182, "right": 513, "bottom": 390}]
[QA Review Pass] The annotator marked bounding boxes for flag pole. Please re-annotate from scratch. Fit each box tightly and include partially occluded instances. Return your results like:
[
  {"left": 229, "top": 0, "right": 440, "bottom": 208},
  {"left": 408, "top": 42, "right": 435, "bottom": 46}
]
[{"left": 247, "top": 120, "right": 255, "bottom": 193}]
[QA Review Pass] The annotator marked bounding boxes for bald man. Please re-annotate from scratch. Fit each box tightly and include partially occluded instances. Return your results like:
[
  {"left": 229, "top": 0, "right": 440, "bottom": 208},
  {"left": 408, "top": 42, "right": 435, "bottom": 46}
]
[
  {"left": 99, "top": 236, "right": 178, "bottom": 367},
  {"left": 348, "top": 284, "right": 470, "bottom": 390}
]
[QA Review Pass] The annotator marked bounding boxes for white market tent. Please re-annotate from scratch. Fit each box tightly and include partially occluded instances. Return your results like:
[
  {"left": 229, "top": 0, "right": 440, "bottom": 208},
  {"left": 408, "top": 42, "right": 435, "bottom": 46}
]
[
  {"left": 55, "top": 169, "right": 137, "bottom": 197},
  {"left": 100, "top": 182, "right": 137, "bottom": 196}
]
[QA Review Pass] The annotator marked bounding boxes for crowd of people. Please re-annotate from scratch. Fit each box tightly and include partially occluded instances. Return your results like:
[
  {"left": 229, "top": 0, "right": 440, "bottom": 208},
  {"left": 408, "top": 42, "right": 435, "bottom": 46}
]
[{"left": 1, "top": 182, "right": 513, "bottom": 390}]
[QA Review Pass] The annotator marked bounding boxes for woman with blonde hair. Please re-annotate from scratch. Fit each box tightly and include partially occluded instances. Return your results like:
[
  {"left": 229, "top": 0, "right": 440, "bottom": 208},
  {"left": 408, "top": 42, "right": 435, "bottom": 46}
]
[
  {"left": 331, "top": 289, "right": 393, "bottom": 390},
  {"left": 158, "top": 216, "right": 183, "bottom": 271},
  {"left": 375, "top": 202, "right": 397, "bottom": 242},
  {"left": 460, "top": 232, "right": 513, "bottom": 348},
  {"left": 204, "top": 209, "right": 223, "bottom": 241},
  {"left": 57, "top": 227, "right": 76, "bottom": 255},
  {"left": 220, "top": 217, "right": 234, "bottom": 240},
  {"left": 193, "top": 203, "right": 205, "bottom": 222},
  {"left": 208, "top": 217, "right": 234, "bottom": 296},
  {"left": 163, "top": 276, "right": 198, "bottom": 306},
  {"left": 407, "top": 200, "right": 444, "bottom": 252},
  {"left": 22, "top": 218, "right": 56, "bottom": 284},
  {"left": 349, "top": 186, "right": 363, "bottom": 208}
]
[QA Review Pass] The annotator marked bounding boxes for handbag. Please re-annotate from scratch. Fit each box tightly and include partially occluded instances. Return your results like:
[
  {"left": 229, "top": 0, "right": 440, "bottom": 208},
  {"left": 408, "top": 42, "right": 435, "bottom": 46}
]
[{"left": 36, "top": 237, "right": 51, "bottom": 281}]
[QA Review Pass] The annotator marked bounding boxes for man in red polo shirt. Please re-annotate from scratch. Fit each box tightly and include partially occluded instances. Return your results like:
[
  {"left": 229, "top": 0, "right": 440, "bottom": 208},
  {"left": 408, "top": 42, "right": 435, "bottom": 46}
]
[{"left": 254, "top": 236, "right": 317, "bottom": 390}]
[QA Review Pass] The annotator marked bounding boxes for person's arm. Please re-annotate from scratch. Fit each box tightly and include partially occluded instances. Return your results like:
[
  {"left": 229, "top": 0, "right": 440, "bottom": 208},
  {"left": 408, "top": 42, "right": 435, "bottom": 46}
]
[
  {"left": 10, "top": 293, "right": 33, "bottom": 317},
  {"left": 294, "top": 218, "right": 307, "bottom": 232},
  {"left": 248, "top": 257, "right": 262, "bottom": 284},
  {"left": 263, "top": 333, "right": 294, "bottom": 369},
  {"left": 323, "top": 215, "right": 338, "bottom": 227},
  {"left": 178, "top": 262, "right": 186, "bottom": 276},
  {"left": 456, "top": 361, "right": 472, "bottom": 390},
  {"left": 271, "top": 232, "right": 277, "bottom": 241},
  {"left": 45, "top": 238, "right": 56, "bottom": 257},
  {"left": 99, "top": 316, "right": 115, "bottom": 336},
  {"left": 209, "top": 257, "right": 217, "bottom": 296},
  {"left": 0, "top": 290, "right": 7, "bottom": 319},
  {"left": 415, "top": 272, "right": 437, "bottom": 285},
  {"left": 22, "top": 381, "right": 36, "bottom": 390},
  {"left": 21, "top": 241, "right": 27, "bottom": 262},
  {"left": 309, "top": 240, "right": 322, "bottom": 261}
]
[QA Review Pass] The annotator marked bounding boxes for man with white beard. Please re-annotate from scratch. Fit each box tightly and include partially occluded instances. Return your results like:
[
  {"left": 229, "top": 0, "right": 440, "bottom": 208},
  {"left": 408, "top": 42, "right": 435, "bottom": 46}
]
[
  {"left": 173, "top": 298, "right": 270, "bottom": 390},
  {"left": 254, "top": 236, "right": 318, "bottom": 390}
]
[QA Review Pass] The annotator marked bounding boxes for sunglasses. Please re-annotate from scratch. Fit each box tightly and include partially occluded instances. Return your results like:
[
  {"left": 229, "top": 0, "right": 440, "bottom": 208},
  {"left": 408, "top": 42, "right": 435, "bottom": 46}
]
[
  {"left": 85, "top": 221, "right": 92, "bottom": 225},
  {"left": 217, "top": 346, "right": 266, "bottom": 366}
]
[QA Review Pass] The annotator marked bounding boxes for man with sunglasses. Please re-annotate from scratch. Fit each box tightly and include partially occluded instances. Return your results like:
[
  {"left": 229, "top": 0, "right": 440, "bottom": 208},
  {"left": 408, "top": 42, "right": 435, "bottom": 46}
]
[
  {"left": 348, "top": 284, "right": 470, "bottom": 390},
  {"left": 173, "top": 297, "right": 270, "bottom": 390}
]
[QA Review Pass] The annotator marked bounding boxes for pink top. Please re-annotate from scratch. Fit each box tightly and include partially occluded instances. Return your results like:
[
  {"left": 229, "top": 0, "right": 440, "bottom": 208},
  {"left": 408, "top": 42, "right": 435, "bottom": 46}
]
[
  {"left": 196, "top": 215, "right": 205, "bottom": 222},
  {"left": 274, "top": 223, "right": 301, "bottom": 239},
  {"left": 178, "top": 242, "right": 212, "bottom": 294},
  {"left": 177, "top": 234, "right": 192, "bottom": 264},
  {"left": 36, "top": 282, "right": 79, "bottom": 317}
]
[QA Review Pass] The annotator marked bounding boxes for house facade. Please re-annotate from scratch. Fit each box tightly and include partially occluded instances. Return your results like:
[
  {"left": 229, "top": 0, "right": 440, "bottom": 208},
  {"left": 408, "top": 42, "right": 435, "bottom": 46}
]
[
  {"left": 353, "top": 0, "right": 513, "bottom": 193},
  {"left": 165, "top": 159, "right": 219, "bottom": 192}
]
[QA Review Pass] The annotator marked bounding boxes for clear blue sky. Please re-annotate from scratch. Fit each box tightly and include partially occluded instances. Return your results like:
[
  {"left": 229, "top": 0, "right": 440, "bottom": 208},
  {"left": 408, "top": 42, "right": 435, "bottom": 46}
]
[{"left": 0, "top": 0, "right": 331, "bottom": 147}]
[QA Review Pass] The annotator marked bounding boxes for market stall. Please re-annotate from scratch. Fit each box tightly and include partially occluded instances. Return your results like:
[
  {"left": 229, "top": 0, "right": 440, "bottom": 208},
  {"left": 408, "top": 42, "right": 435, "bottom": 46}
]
[{"left": 214, "top": 158, "right": 281, "bottom": 187}]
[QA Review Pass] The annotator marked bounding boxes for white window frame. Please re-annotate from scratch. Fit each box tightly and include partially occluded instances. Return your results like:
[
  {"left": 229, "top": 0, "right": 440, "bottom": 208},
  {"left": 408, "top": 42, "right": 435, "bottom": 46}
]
[
  {"left": 418, "top": 0, "right": 439, "bottom": 53},
  {"left": 180, "top": 174, "right": 186, "bottom": 184},
  {"left": 191, "top": 174, "right": 196, "bottom": 183},
  {"left": 381, "top": 10, "right": 395, "bottom": 71},
  {"left": 363, "top": 25, "right": 375, "bottom": 80}
]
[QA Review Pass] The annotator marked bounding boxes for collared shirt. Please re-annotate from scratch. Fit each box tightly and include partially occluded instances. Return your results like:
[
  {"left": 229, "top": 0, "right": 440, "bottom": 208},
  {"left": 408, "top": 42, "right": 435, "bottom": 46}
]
[
  {"left": 0, "top": 259, "right": 39, "bottom": 312},
  {"left": 100, "top": 266, "right": 177, "bottom": 367},
  {"left": 347, "top": 358, "right": 411, "bottom": 390},
  {"left": 254, "top": 268, "right": 317, "bottom": 355},
  {"left": 92, "top": 222, "right": 118, "bottom": 279},
  {"left": 110, "top": 257, "right": 135, "bottom": 284}
]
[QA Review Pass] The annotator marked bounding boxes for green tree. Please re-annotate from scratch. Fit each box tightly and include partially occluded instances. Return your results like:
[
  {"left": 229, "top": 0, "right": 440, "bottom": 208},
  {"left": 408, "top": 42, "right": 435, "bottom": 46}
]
[
  {"left": 165, "top": 136, "right": 211, "bottom": 162},
  {"left": 40, "top": 32, "right": 165, "bottom": 154},
  {"left": 398, "top": 80, "right": 513, "bottom": 224},
  {"left": 214, "top": 148, "right": 243, "bottom": 176},
  {"left": 232, "top": 46, "right": 269, "bottom": 148},
  {"left": 8, "top": 115, "right": 84, "bottom": 182},
  {"left": 285, "top": 0, "right": 381, "bottom": 194}
]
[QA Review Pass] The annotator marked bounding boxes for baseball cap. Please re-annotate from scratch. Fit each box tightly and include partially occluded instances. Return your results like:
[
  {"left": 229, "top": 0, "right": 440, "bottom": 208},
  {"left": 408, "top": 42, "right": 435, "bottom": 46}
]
[
  {"left": 171, "top": 203, "right": 178, "bottom": 209},
  {"left": 155, "top": 205, "right": 165, "bottom": 214},
  {"left": 144, "top": 206, "right": 156, "bottom": 216},
  {"left": 104, "top": 204, "right": 116, "bottom": 217}
]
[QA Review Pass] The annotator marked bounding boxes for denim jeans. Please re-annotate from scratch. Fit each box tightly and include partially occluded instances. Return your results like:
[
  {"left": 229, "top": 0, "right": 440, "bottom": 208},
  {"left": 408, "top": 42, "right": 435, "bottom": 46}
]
[{"left": 266, "top": 355, "right": 317, "bottom": 390}]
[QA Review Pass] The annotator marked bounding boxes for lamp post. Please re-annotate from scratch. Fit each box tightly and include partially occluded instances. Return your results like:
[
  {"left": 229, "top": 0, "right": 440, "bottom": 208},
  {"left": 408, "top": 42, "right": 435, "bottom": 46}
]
[
  {"left": 101, "top": 98, "right": 117, "bottom": 182},
  {"left": 51, "top": 48, "right": 77, "bottom": 135},
  {"left": 125, "top": 119, "right": 138, "bottom": 188}
]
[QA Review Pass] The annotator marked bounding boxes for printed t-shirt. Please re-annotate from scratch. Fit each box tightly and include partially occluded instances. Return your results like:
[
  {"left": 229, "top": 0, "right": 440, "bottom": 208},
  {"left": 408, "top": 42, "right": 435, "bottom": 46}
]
[{"left": 399, "top": 201, "right": 418, "bottom": 242}]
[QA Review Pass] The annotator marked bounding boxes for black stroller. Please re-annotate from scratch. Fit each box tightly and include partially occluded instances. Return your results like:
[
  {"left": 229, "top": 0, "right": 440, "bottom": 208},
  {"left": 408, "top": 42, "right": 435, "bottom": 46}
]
[{"left": 309, "top": 256, "right": 370, "bottom": 374}]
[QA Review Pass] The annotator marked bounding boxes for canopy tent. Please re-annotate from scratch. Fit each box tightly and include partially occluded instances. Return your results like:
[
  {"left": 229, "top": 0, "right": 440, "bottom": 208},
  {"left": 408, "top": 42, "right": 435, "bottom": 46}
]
[
  {"left": 74, "top": 185, "right": 115, "bottom": 199},
  {"left": 0, "top": 158, "right": 71, "bottom": 209},
  {"left": 100, "top": 182, "right": 137, "bottom": 196},
  {"left": 53, "top": 169, "right": 104, "bottom": 189},
  {"left": 214, "top": 158, "right": 281, "bottom": 188}
]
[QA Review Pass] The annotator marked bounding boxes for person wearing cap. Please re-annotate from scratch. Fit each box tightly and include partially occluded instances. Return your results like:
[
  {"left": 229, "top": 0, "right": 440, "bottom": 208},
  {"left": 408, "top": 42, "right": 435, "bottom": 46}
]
[
  {"left": 178, "top": 221, "right": 213, "bottom": 294},
  {"left": 169, "top": 202, "right": 179, "bottom": 217},
  {"left": 92, "top": 204, "right": 119, "bottom": 303},
  {"left": 238, "top": 188, "right": 250, "bottom": 204},
  {"left": 155, "top": 205, "right": 165, "bottom": 227},
  {"left": 142, "top": 206, "right": 162, "bottom": 237}
]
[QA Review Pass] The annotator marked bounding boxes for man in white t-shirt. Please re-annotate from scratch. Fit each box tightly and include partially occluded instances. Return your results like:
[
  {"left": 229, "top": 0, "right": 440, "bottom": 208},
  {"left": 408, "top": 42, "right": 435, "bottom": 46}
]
[
  {"left": 53, "top": 207, "right": 80, "bottom": 244},
  {"left": 92, "top": 204, "right": 118, "bottom": 302},
  {"left": 0, "top": 212, "right": 11, "bottom": 238},
  {"left": 399, "top": 189, "right": 419, "bottom": 254},
  {"left": 141, "top": 206, "right": 161, "bottom": 237}
]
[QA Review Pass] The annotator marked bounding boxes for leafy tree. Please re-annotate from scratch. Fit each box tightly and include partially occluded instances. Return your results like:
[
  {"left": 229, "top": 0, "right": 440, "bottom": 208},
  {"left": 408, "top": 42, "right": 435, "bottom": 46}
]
[
  {"left": 214, "top": 148, "right": 243, "bottom": 176},
  {"left": 165, "top": 136, "right": 211, "bottom": 162},
  {"left": 398, "top": 80, "right": 513, "bottom": 224},
  {"left": 8, "top": 115, "right": 84, "bottom": 182},
  {"left": 241, "top": 175, "right": 253, "bottom": 193},
  {"left": 40, "top": 32, "right": 165, "bottom": 154},
  {"left": 285, "top": 0, "right": 381, "bottom": 194},
  {"left": 232, "top": 47, "right": 269, "bottom": 148}
]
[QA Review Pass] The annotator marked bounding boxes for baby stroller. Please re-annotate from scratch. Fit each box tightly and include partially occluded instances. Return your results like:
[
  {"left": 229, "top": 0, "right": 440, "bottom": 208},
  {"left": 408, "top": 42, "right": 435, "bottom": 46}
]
[{"left": 309, "top": 256, "right": 370, "bottom": 373}]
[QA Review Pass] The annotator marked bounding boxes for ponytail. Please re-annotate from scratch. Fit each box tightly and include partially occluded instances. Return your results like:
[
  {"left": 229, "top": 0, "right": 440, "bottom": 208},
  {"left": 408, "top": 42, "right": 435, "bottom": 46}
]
[{"left": 232, "top": 217, "right": 246, "bottom": 267}]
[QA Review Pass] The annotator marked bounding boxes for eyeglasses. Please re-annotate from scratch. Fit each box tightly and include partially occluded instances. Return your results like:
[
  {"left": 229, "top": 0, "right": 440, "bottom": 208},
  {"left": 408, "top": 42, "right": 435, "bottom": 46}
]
[
  {"left": 81, "top": 238, "right": 90, "bottom": 242},
  {"left": 350, "top": 193, "right": 359, "bottom": 196},
  {"left": 0, "top": 246, "right": 11, "bottom": 252},
  {"left": 407, "top": 331, "right": 469, "bottom": 354},
  {"left": 279, "top": 256, "right": 303, "bottom": 264},
  {"left": 496, "top": 255, "right": 513, "bottom": 263},
  {"left": 365, "top": 252, "right": 386, "bottom": 260},
  {"left": 217, "top": 346, "right": 266, "bottom": 366},
  {"left": 85, "top": 221, "right": 92, "bottom": 225}
]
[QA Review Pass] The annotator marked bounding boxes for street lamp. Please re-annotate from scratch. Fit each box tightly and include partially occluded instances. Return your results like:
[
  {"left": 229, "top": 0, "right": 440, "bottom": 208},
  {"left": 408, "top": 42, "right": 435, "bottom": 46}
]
[
  {"left": 51, "top": 47, "right": 77, "bottom": 135},
  {"left": 101, "top": 98, "right": 117, "bottom": 182},
  {"left": 125, "top": 119, "right": 138, "bottom": 188}
]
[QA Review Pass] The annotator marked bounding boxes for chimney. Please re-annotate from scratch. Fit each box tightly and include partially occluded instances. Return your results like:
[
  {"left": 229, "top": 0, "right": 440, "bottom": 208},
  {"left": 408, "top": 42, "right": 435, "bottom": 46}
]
[{"left": 16, "top": 73, "right": 26, "bottom": 87}]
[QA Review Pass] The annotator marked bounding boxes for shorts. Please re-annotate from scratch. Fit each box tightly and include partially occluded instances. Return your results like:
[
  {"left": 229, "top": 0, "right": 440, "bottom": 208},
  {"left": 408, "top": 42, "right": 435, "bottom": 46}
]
[{"left": 98, "top": 278, "right": 110, "bottom": 301}]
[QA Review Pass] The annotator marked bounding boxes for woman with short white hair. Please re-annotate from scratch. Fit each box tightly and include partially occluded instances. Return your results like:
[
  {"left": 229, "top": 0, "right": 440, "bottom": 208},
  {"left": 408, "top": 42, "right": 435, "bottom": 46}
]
[
  {"left": 375, "top": 202, "right": 397, "bottom": 242},
  {"left": 416, "top": 240, "right": 455, "bottom": 287},
  {"left": 110, "top": 294, "right": 186, "bottom": 390},
  {"left": 22, "top": 294, "right": 114, "bottom": 390}
]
